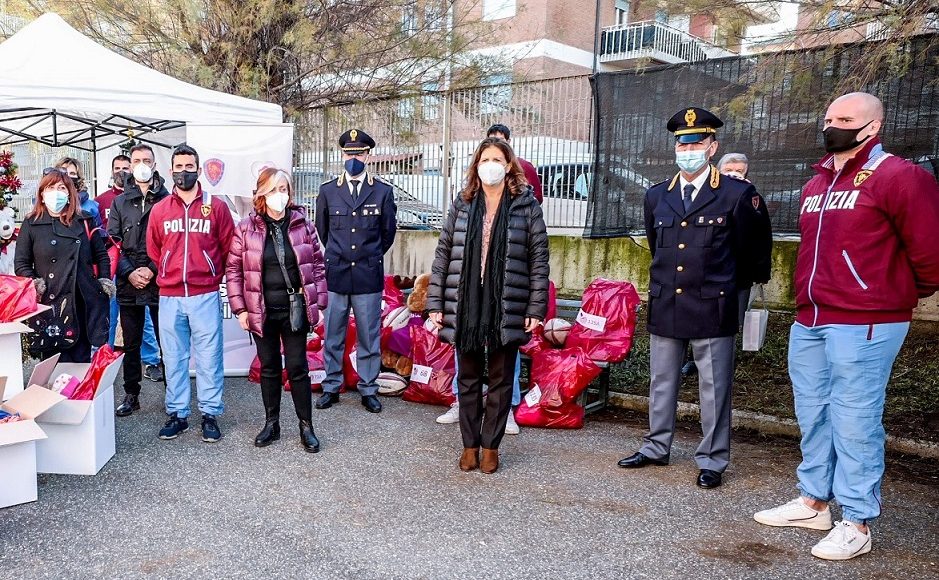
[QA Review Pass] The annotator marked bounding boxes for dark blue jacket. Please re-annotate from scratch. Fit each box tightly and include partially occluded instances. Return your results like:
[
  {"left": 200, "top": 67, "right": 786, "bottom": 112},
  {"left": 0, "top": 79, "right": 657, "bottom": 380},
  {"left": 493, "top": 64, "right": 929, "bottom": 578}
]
[
  {"left": 315, "top": 173, "right": 397, "bottom": 295},
  {"left": 643, "top": 166, "right": 772, "bottom": 339}
]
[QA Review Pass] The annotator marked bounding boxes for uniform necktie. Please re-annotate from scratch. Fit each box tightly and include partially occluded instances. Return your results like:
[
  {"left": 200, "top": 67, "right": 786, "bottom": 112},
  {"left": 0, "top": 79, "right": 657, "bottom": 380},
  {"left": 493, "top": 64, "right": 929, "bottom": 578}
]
[
  {"left": 350, "top": 179, "right": 360, "bottom": 200},
  {"left": 682, "top": 183, "right": 695, "bottom": 213}
]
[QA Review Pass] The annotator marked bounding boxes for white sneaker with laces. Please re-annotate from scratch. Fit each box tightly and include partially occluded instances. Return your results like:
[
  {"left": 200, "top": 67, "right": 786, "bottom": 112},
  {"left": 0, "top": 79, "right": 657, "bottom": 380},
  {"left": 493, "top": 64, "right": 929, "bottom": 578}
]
[
  {"left": 504, "top": 411, "right": 520, "bottom": 435},
  {"left": 753, "top": 497, "right": 833, "bottom": 530},
  {"left": 436, "top": 402, "right": 460, "bottom": 424},
  {"left": 811, "top": 520, "right": 872, "bottom": 561}
]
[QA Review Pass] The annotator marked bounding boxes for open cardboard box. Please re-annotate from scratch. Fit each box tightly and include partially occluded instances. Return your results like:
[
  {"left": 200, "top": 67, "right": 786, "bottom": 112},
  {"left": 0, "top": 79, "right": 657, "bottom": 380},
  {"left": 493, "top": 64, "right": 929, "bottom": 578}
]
[
  {"left": 0, "top": 303, "right": 51, "bottom": 401},
  {"left": 27, "top": 352, "right": 124, "bottom": 476},
  {"left": 0, "top": 377, "right": 64, "bottom": 508}
]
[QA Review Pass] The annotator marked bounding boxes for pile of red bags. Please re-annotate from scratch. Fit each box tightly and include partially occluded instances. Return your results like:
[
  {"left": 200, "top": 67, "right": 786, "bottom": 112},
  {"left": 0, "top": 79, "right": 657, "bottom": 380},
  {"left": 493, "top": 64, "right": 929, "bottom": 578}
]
[
  {"left": 0, "top": 274, "right": 37, "bottom": 323},
  {"left": 566, "top": 278, "right": 641, "bottom": 363},
  {"left": 515, "top": 347, "right": 602, "bottom": 429},
  {"left": 401, "top": 325, "right": 456, "bottom": 406}
]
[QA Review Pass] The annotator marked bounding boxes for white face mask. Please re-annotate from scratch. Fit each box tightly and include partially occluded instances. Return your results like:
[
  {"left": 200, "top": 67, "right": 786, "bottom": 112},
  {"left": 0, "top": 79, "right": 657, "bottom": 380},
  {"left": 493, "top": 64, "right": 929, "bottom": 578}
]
[
  {"left": 43, "top": 190, "right": 69, "bottom": 214},
  {"left": 477, "top": 161, "right": 506, "bottom": 186},
  {"left": 265, "top": 192, "right": 289, "bottom": 213},
  {"left": 723, "top": 170, "right": 746, "bottom": 180},
  {"left": 133, "top": 163, "right": 153, "bottom": 183}
]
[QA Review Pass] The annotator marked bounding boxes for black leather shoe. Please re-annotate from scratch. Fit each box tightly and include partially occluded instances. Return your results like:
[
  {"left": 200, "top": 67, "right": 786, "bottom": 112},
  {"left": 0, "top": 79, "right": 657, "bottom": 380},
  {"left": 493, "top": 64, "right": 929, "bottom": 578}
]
[
  {"left": 115, "top": 394, "right": 140, "bottom": 417},
  {"left": 300, "top": 421, "right": 320, "bottom": 453},
  {"left": 697, "top": 469, "right": 723, "bottom": 488},
  {"left": 681, "top": 361, "right": 698, "bottom": 377},
  {"left": 254, "top": 420, "right": 280, "bottom": 447},
  {"left": 617, "top": 452, "right": 670, "bottom": 468},
  {"left": 361, "top": 394, "right": 382, "bottom": 413},
  {"left": 315, "top": 392, "right": 340, "bottom": 409}
]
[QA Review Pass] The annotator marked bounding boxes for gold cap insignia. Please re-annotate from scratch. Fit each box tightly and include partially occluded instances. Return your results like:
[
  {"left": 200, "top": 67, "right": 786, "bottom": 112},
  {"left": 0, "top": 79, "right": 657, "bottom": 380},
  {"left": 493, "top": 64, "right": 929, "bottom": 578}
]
[
  {"left": 350, "top": 129, "right": 358, "bottom": 142},
  {"left": 685, "top": 109, "right": 697, "bottom": 127},
  {"left": 854, "top": 170, "right": 872, "bottom": 187},
  {"left": 201, "top": 204, "right": 211, "bottom": 217}
]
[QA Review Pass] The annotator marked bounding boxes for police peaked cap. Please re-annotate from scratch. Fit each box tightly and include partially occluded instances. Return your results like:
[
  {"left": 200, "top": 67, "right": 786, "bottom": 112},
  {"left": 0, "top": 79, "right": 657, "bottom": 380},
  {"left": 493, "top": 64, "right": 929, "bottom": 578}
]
[
  {"left": 667, "top": 107, "right": 723, "bottom": 143},
  {"left": 339, "top": 129, "right": 376, "bottom": 152}
]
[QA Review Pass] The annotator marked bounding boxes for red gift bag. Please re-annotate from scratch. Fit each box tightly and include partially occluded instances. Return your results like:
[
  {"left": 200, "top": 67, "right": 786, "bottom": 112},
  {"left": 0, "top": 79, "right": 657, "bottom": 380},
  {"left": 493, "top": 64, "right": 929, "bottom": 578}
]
[
  {"left": 566, "top": 278, "right": 641, "bottom": 363},
  {"left": 515, "top": 347, "right": 602, "bottom": 429},
  {"left": 70, "top": 345, "right": 122, "bottom": 400},
  {"left": 0, "top": 274, "right": 37, "bottom": 322},
  {"left": 401, "top": 325, "right": 456, "bottom": 406},
  {"left": 382, "top": 275, "right": 405, "bottom": 319}
]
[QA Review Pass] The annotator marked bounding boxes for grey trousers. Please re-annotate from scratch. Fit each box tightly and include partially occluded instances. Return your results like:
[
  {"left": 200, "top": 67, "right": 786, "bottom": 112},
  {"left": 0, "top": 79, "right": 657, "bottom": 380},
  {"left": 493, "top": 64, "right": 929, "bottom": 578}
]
[
  {"left": 321, "top": 291, "right": 382, "bottom": 396},
  {"left": 640, "top": 334, "right": 736, "bottom": 472}
]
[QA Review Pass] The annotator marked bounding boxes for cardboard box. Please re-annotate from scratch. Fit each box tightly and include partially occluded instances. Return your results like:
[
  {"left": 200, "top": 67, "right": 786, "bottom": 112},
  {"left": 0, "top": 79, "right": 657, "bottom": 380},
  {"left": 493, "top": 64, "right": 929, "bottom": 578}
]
[
  {"left": 28, "top": 353, "right": 124, "bottom": 476},
  {"left": 0, "top": 377, "right": 63, "bottom": 508},
  {"left": 0, "top": 303, "right": 51, "bottom": 401}
]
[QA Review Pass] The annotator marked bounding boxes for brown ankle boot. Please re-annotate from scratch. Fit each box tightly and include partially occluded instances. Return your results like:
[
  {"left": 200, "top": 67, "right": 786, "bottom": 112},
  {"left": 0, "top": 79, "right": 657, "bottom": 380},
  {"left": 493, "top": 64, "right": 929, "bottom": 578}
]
[
  {"left": 459, "top": 447, "right": 480, "bottom": 471},
  {"left": 480, "top": 448, "right": 499, "bottom": 474}
]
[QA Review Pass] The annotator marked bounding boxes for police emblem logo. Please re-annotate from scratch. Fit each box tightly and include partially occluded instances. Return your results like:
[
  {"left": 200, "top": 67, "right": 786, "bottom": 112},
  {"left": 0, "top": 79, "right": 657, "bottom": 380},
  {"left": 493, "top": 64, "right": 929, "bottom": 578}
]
[
  {"left": 685, "top": 109, "right": 696, "bottom": 127},
  {"left": 201, "top": 204, "right": 211, "bottom": 217},
  {"left": 854, "top": 170, "right": 872, "bottom": 187},
  {"left": 752, "top": 195, "right": 760, "bottom": 210},
  {"left": 350, "top": 129, "right": 358, "bottom": 142},
  {"left": 716, "top": 217, "right": 724, "bottom": 224}
]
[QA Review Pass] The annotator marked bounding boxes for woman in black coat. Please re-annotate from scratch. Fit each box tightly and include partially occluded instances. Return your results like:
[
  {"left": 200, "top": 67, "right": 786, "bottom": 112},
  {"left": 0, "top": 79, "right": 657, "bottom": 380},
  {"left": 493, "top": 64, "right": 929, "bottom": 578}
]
[
  {"left": 15, "top": 168, "right": 113, "bottom": 362},
  {"left": 426, "top": 137, "right": 549, "bottom": 474}
]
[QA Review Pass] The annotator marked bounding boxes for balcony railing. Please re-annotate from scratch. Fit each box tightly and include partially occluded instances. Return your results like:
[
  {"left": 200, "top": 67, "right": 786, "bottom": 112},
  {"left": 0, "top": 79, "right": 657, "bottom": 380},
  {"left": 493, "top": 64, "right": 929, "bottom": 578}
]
[{"left": 599, "top": 20, "right": 735, "bottom": 65}]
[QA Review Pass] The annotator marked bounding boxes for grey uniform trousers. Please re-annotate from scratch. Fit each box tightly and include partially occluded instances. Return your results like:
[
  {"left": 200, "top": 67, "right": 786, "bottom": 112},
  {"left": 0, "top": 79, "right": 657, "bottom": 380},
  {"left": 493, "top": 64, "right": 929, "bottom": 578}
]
[
  {"left": 321, "top": 290, "right": 382, "bottom": 396},
  {"left": 640, "top": 333, "right": 736, "bottom": 472}
]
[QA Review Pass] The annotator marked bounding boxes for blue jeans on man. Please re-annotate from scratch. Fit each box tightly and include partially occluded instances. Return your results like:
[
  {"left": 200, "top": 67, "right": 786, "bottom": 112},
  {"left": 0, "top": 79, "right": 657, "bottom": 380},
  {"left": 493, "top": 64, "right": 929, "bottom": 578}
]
[
  {"left": 159, "top": 292, "right": 225, "bottom": 419},
  {"left": 788, "top": 321, "right": 909, "bottom": 524}
]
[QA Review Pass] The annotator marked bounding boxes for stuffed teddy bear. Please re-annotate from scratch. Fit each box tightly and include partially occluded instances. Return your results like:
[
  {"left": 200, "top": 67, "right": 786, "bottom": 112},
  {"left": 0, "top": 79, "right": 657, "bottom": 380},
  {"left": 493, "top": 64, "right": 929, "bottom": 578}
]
[
  {"left": 0, "top": 206, "right": 18, "bottom": 275},
  {"left": 381, "top": 273, "right": 431, "bottom": 378}
]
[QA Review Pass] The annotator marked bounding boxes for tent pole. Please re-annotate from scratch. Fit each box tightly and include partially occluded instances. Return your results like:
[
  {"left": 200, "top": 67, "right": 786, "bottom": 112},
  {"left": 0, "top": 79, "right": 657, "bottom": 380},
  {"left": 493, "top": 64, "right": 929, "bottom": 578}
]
[
  {"left": 91, "top": 127, "right": 98, "bottom": 196},
  {"left": 52, "top": 109, "right": 58, "bottom": 147}
]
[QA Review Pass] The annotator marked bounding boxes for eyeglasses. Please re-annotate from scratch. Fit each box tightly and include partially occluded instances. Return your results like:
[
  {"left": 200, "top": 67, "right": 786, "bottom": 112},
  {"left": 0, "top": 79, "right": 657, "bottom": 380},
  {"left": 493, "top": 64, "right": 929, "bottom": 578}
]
[{"left": 42, "top": 167, "right": 69, "bottom": 176}]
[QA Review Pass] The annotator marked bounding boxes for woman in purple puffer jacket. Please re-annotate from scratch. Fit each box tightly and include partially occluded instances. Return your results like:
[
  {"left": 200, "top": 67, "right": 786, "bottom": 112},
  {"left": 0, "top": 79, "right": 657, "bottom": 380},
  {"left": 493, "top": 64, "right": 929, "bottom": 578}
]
[{"left": 227, "top": 167, "right": 328, "bottom": 453}]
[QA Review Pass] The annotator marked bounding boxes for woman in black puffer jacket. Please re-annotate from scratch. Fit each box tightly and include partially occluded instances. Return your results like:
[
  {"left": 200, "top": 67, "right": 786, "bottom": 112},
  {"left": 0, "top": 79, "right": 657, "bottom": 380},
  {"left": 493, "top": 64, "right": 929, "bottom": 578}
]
[{"left": 427, "top": 137, "right": 549, "bottom": 474}]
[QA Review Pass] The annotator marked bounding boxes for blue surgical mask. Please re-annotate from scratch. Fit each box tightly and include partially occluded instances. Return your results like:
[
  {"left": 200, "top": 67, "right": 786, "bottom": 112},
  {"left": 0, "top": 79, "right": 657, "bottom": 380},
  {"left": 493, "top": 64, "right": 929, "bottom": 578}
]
[
  {"left": 676, "top": 149, "right": 710, "bottom": 174},
  {"left": 344, "top": 158, "right": 366, "bottom": 176},
  {"left": 42, "top": 190, "right": 69, "bottom": 214}
]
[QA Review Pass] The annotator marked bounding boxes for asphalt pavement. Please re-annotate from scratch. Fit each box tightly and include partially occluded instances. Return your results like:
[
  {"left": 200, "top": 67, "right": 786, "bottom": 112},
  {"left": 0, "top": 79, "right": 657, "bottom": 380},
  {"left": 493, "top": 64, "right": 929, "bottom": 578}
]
[{"left": 2, "top": 376, "right": 936, "bottom": 579}]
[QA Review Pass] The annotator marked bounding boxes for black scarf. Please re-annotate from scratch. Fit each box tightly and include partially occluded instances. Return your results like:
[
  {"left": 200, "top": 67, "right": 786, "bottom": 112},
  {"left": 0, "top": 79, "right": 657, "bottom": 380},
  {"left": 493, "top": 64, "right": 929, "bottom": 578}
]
[{"left": 457, "top": 188, "right": 511, "bottom": 353}]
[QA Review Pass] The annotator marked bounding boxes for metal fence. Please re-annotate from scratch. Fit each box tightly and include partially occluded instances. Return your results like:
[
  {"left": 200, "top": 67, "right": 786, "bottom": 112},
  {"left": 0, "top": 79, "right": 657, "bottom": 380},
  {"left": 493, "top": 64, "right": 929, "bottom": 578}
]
[
  {"left": 4, "top": 142, "right": 94, "bottom": 218},
  {"left": 292, "top": 75, "right": 594, "bottom": 234},
  {"left": 587, "top": 34, "right": 939, "bottom": 237}
]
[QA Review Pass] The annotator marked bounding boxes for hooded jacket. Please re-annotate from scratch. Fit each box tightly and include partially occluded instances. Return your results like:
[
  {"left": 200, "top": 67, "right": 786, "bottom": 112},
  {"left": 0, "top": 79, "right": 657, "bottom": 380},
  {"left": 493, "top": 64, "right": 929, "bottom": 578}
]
[
  {"left": 794, "top": 138, "right": 939, "bottom": 326},
  {"left": 146, "top": 183, "right": 235, "bottom": 298},
  {"left": 108, "top": 172, "right": 170, "bottom": 305}
]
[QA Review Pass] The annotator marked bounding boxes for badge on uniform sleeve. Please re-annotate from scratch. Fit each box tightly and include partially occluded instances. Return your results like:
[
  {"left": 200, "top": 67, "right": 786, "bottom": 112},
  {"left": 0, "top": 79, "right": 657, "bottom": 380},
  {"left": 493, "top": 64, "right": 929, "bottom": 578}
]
[
  {"left": 854, "top": 170, "right": 872, "bottom": 187},
  {"left": 752, "top": 196, "right": 760, "bottom": 210},
  {"left": 201, "top": 204, "right": 212, "bottom": 217}
]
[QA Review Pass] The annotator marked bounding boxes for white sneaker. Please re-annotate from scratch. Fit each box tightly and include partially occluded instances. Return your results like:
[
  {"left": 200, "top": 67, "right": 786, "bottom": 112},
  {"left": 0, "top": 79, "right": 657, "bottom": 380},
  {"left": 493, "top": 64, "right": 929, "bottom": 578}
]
[
  {"left": 753, "top": 497, "right": 833, "bottom": 530},
  {"left": 505, "top": 411, "right": 520, "bottom": 435},
  {"left": 811, "top": 520, "right": 872, "bottom": 561},
  {"left": 436, "top": 402, "right": 460, "bottom": 424}
]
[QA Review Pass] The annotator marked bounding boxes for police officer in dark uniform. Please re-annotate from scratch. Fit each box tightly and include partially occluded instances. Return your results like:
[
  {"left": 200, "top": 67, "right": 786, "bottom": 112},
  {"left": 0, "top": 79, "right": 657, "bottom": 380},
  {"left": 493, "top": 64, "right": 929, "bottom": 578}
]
[
  {"left": 617, "top": 108, "right": 772, "bottom": 489},
  {"left": 314, "top": 129, "right": 397, "bottom": 413}
]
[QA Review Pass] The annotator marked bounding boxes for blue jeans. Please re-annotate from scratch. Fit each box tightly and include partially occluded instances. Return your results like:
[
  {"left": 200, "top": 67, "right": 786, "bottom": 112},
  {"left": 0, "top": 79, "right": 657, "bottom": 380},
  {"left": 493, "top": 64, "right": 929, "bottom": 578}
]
[
  {"left": 159, "top": 292, "right": 225, "bottom": 418},
  {"left": 109, "top": 296, "right": 161, "bottom": 366},
  {"left": 788, "top": 322, "right": 909, "bottom": 524},
  {"left": 452, "top": 350, "right": 521, "bottom": 407}
]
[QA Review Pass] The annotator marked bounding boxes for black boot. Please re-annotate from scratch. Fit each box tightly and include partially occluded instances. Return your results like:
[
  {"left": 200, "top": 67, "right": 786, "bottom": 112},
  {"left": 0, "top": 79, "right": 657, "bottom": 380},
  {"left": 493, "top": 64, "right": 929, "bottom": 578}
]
[
  {"left": 115, "top": 393, "right": 140, "bottom": 417},
  {"left": 299, "top": 420, "right": 320, "bottom": 453},
  {"left": 255, "top": 377, "right": 282, "bottom": 447}
]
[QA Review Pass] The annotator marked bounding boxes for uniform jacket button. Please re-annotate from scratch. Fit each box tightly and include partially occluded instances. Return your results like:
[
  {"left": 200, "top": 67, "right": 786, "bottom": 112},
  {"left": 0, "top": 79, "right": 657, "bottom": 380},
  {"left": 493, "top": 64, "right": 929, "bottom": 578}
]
[
  {"left": 351, "top": 245, "right": 356, "bottom": 250},
  {"left": 351, "top": 262, "right": 356, "bottom": 266},
  {"left": 676, "top": 266, "right": 683, "bottom": 272},
  {"left": 681, "top": 221, "right": 687, "bottom": 227},
  {"left": 708, "top": 220, "right": 714, "bottom": 224},
  {"left": 676, "top": 288, "right": 683, "bottom": 294},
  {"left": 48, "top": 273, "right": 55, "bottom": 279},
  {"left": 51, "top": 239, "right": 57, "bottom": 245},
  {"left": 351, "top": 228, "right": 356, "bottom": 233},
  {"left": 678, "top": 243, "right": 686, "bottom": 249},
  {"left": 49, "top": 294, "right": 55, "bottom": 299},
  {"left": 352, "top": 211, "right": 357, "bottom": 216},
  {"left": 720, "top": 291, "right": 725, "bottom": 296}
]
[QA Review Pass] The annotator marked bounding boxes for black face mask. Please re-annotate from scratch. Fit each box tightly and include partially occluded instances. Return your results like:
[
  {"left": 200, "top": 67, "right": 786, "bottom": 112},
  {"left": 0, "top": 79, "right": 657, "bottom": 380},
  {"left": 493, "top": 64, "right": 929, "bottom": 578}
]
[
  {"left": 172, "top": 170, "right": 199, "bottom": 191},
  {"left": 71, "top": 176, "right": 81, "bottom": 190},
  {"left": 822, "top": 120, "right": 873, "bottom": 153},
  {"left": 113, "top": 171, "right": 128, "bottom": 188}
]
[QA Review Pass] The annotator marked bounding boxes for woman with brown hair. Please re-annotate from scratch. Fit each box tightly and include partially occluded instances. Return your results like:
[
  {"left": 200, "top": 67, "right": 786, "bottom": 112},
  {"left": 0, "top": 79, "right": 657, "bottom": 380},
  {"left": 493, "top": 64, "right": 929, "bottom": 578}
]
[
  {"left": 227, "top": 167, "right": 328, "bottom": 453},
  {"left": 426, "top": 137, "right": 550, "bottom": 474},
  {"left": 55, "top": 156, "right": 102, "bottom": 229},
  {"left": 14, "top": 168, "right": 113, "bottom": 362}
]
